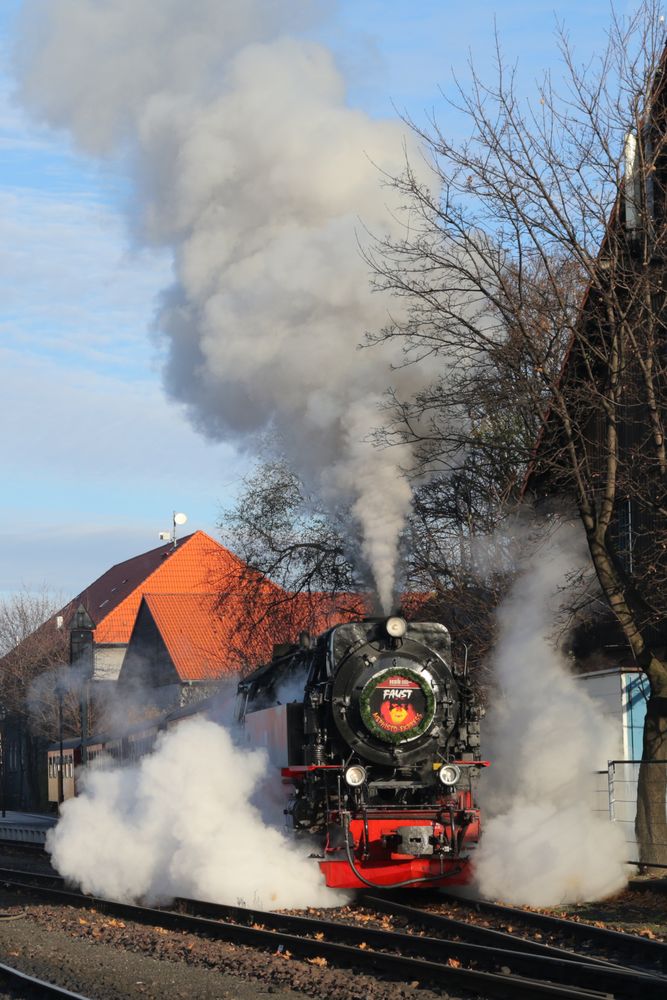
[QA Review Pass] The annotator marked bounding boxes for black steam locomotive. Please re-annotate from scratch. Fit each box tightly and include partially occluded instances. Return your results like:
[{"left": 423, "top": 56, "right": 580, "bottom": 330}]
[{"left": 237, "top": 615, "right": 486, "bottom": 889}]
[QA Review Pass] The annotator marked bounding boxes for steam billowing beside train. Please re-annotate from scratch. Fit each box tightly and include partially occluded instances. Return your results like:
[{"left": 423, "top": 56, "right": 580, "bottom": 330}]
[{"left": 237, "top": 615, "right": 487, "bottom": 889}]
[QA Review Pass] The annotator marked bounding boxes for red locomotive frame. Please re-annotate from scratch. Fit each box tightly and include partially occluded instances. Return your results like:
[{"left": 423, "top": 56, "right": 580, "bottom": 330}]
[{"left": 282, "top": 760, "right": 488, "bottom": 889}]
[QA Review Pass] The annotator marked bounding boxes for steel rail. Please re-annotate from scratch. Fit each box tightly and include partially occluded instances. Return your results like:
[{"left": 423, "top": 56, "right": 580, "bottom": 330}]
[
  {"left": 0, "top": 870, "right": 664, "bottom": 999},
  {"left": 362, "top": 892, "right": 634, "bottom": 967},
  {"left": 0, "top": 960, "right": 92, "bottom": 999},
  {"left": 0, "top": 866, "right": 62, "bottom": 885},
  {"left": 435, "top": 892, "right": 667, "bottom": 970},
  {"left": 0, "top": 839, "right": 46, "bottom": 853},
  {"left": 0, "top": 867, "right": 628, "bottom": 969},
  {"left": 171, "top": 893, "right": 665, "bottom": 999},
  {"left": 0, "top": 867, "right": 638, "bottom": 971}
]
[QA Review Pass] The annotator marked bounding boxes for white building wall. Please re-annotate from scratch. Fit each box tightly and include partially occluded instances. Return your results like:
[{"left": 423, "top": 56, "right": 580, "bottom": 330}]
[
  {"left": 577, "top": 668, "right": 647, "bottom": 863},
  {"left": 93, "top": 646, "right": 127, "bottom": 682},
  {"left": 577, "top": 669, "right": 625, "bottom": 754}
]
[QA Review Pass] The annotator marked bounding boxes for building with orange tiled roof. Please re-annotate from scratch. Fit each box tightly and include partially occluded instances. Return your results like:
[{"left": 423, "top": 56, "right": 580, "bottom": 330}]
[
  {"left": 117, "top": 589, "right": 370, "bottom": 709},
  {"left": 11, "top": 530, "right": 428, "bottom": 701},
  {"left": 116, "top": 586, "right": 432, "bottom": 712},
  {"left": 2, "top": 527, "right": 434, "bottom": 807},
  {"left": 60, "top": 530, "right": 370, "bottom": 706},
  {"left": 119, "top": 591, "right": 269, "bottom": 687},
  {"left": 59, "top": 530, "right": 253, "bottom": 682},
  {"left": 17, "top": 530, "right": 372, "bottom": 702},
  {"left": 128, "top": 594, "right": 254, "bottom": 683}
]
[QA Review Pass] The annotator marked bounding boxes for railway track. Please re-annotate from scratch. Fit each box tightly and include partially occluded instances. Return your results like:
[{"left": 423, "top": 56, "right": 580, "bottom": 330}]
[
  {"left": 0, "top": 960, "right": 92, "bottom": 999},
  {"left": 0, "top": 840, "right": 45, "bottom": 852},
  {"left": 431, "top": 891, "right": 667, "bottom": 969},
  {"left": 0, "top": 867, "right": 665, "bottom": 999}
]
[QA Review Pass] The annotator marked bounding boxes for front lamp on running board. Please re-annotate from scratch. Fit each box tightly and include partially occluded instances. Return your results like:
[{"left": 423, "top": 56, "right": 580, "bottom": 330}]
[
  {"left": 438, "top": 763, "right": 461, "bottom": 786},
  {"left": 345, "top": 764, "right": 367, "bottom": 787}
]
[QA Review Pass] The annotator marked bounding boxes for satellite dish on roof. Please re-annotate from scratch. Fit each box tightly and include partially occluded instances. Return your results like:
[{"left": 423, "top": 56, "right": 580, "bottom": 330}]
[{"left": 167, "top": 511, "right": 189, "bottom": 548}]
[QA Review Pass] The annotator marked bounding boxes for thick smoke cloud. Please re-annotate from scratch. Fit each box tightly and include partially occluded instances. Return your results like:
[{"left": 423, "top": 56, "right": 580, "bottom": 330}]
[
  {"left": 47, "top": 717, "right": 345, "bottom": 909},
  {"left": 474, "top": 528, "right": 628, "bottom": 905},
  {"left": 14, "top": 0, "right": 438, "bottom": 609}
]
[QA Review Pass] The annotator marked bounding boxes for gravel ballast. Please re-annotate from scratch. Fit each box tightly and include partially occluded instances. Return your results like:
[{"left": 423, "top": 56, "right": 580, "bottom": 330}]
[
  {"left": 0, "top": 890, "right": 455, "bottom": 1000},
  {"left": 1, "top": 847, "right": 665, "bottom": 999}
]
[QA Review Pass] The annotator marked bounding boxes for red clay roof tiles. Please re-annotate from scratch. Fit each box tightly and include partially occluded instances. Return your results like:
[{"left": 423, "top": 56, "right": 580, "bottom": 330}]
[
  {"left": 141, "top": 593, "right": 247, "bottom": 680},
  {"left": 48, "top": 531, "right": 431, "bottom": 682},
  {"left": 86, "top": 531, "right": 246, "bottom": 645},
  {"left": 137, "top": 590, "right": 369, "bottom": 681}
]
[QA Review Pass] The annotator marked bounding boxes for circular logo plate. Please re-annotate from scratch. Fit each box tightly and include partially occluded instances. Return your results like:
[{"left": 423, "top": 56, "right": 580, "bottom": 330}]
[{"left": 360, "top": 669, "right": 435, "bottom": 742}]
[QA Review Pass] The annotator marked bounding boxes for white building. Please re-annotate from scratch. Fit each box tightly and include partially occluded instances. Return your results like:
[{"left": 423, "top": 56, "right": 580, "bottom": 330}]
[{"left": 578, "top": 668, "right": 650, "bottom": 861}]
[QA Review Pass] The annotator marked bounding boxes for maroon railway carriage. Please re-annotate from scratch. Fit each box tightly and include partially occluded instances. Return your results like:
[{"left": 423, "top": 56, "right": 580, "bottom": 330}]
[
  {"left": 46, "top": 695, "right": 229, "bottom": 806},
  {"left": 238, "top": 616, "right": 487, "bottom": 890},
  {"left": 47, "top": 738, "right": 82, "bottom": 803},
  {"left": 47, "top": 719, "right": 162, "bottom": 805}
]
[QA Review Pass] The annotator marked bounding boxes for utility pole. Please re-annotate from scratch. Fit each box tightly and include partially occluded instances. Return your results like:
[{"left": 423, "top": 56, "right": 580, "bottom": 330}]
[
  {"left": 55, "top": 680, "right": 64, "bottom": 806},
  {"left": 0, "top": 709, "right": 6, "bottom": 818},
  {"left": 69, "top": 605, "right": 94, "bottom": 765}
]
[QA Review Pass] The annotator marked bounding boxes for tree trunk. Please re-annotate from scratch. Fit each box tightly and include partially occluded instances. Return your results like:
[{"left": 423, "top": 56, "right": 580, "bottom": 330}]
[{"left": 635, "top": 696, "right": 667, "bottom": 870}]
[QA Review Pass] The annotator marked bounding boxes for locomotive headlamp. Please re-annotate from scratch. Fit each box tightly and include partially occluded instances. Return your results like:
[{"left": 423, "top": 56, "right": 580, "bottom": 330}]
[
  {"left": 438, "top": 764, "right": 461, "bottom": 787},
  {"left": 344, "top": 764, "right": 367, "bottom": 787},
  {"left": 385, "top": 616, "right": 407, "bottom": 638}
]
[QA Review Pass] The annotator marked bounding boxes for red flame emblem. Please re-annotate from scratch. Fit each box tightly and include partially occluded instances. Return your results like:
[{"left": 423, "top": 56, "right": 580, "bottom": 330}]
[{"left": 369, "top": 674, "right": 425, "bottom": 734}]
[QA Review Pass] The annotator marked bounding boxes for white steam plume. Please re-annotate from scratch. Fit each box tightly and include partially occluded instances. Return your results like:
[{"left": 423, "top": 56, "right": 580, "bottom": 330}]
[
  {"left": 474, "top": 528, "right": 628, "bottom": 905},
  {"left": 47, "top": 717, "right": 344, "bottom": 909},
  {"left": 14, "top": 0, "right": 444, "bottom": 610}
]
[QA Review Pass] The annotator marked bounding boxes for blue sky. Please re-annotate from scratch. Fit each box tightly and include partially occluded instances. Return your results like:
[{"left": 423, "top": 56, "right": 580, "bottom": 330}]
[{"left": 0, "top": 1, "right": 631, "bottom": 598}]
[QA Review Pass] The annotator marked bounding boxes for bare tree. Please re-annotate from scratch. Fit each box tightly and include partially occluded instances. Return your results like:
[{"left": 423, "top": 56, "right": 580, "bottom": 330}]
[
  {"left": 220, "top": 461, "right": 361, "bottom": 599},
  {"left": 26, "top": 667, "right": 84, "bottom": 741},
  {"left": 367, "top": 3, "right": 667, "bottom": 865},
  {"left": 0, "top": 588, "right": 68, "bottom": 722},
  {"left": 216, "top": 462, "right": 367, "bottom": 670},
  {"left": 219, "top": 460, "right": 519, "bottom": 690},
  {"left": 0, "top": 587, "right": 73, "bottom": 806}
]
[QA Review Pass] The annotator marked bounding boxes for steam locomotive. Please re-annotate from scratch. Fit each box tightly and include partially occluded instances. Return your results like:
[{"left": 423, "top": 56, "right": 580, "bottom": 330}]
[{"left": 237, "top": 615, "right": 487, "bottom": 889}]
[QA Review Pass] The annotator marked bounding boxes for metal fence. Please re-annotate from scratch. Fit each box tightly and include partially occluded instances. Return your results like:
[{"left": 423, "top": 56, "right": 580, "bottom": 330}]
[{"left": 594, "top": 759, "right": 667, "bottom": 868}]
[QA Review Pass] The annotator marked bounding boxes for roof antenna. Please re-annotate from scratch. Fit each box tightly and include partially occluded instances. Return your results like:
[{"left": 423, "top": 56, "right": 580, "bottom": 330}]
[
  {"left": 159, "top": 511, "right": 188, "bottom": 548},
  {"left": 172, "top": 511, "right": 188, "bottom": 547}
]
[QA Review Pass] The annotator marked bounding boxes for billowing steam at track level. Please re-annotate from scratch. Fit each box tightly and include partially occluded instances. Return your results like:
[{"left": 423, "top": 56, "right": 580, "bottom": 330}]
[{"left": 237, "top": 615, "right": 486, "bottom": 889}]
